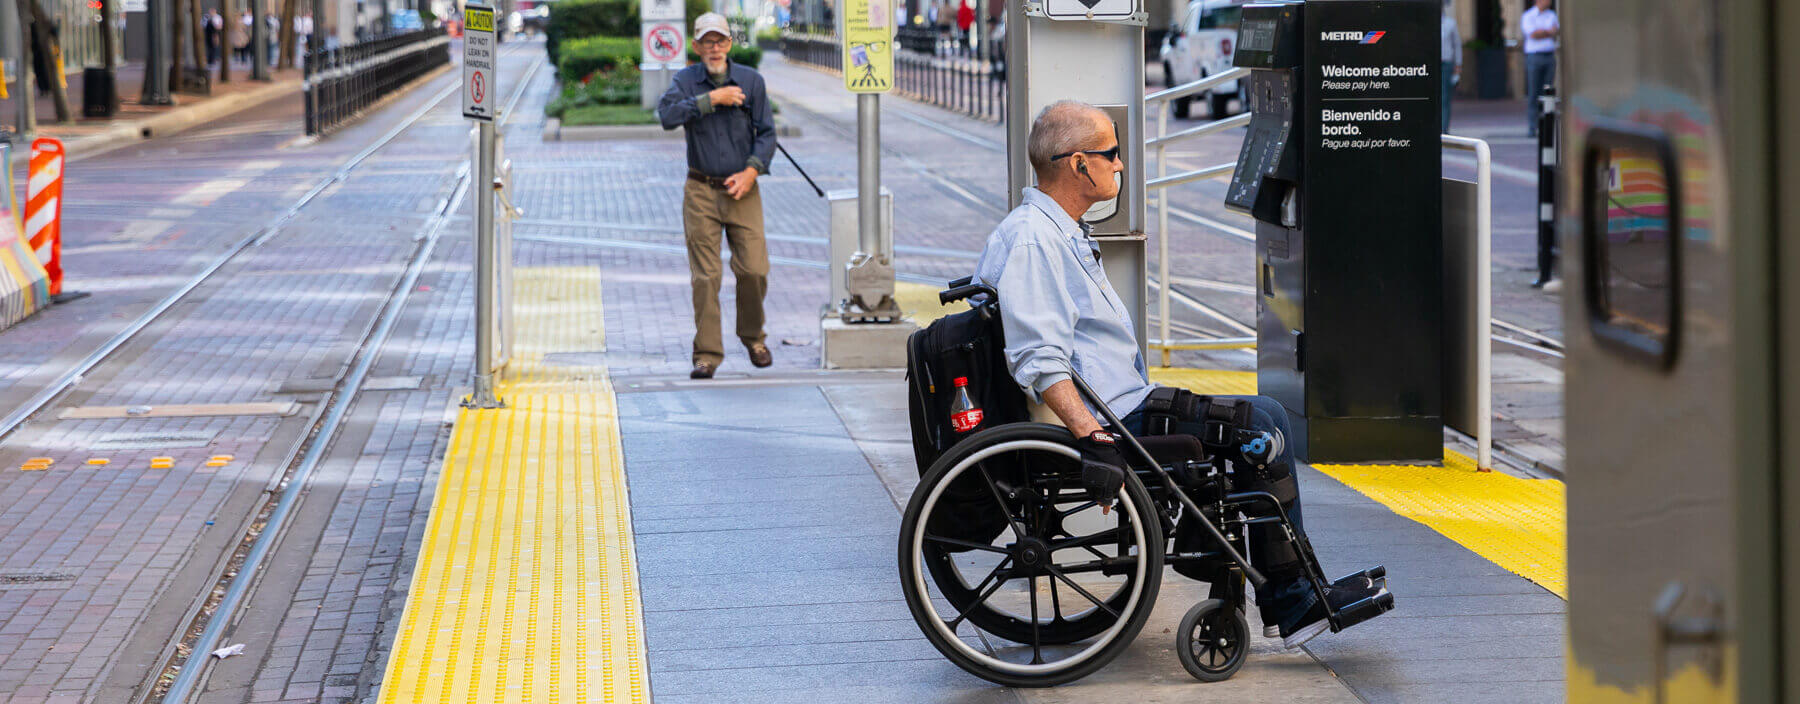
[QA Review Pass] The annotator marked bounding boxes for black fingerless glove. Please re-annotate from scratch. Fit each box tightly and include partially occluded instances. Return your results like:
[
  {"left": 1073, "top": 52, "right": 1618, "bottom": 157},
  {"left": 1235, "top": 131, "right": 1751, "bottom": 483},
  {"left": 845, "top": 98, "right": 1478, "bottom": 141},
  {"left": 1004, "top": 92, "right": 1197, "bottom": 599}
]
[{"left": 1075, "top": 430, "right": 1128, "bottom": 505}]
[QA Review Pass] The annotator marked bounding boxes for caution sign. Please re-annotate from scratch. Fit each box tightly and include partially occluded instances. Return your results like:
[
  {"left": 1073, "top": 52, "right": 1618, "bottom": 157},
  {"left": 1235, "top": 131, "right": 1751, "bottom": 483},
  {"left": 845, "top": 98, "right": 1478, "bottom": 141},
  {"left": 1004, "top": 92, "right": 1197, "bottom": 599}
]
[
  {"left": 839, "top": 0, "right": 892, "bottom": 93},
  {"left": 462, "top": 4, "right": 497, "bottom": 121},
  {"left": 642, "top": 22, "right": 685, "bottom": 64}
]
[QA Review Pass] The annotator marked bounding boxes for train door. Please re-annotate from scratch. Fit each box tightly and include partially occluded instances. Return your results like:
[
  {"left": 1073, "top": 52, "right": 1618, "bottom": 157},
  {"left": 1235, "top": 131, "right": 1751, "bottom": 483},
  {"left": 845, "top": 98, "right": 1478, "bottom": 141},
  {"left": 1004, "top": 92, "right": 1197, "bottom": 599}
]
[{"left": 1562, "top": 0, "right": 1785, "bottom": 701}]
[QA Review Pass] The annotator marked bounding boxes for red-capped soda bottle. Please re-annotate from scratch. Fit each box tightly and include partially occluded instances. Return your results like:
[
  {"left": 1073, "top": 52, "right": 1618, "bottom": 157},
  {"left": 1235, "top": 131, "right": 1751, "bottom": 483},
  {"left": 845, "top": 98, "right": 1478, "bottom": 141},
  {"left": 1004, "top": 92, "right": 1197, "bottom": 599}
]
[{"left": 950, "top": 376, "right": 984, "bottom": 433}]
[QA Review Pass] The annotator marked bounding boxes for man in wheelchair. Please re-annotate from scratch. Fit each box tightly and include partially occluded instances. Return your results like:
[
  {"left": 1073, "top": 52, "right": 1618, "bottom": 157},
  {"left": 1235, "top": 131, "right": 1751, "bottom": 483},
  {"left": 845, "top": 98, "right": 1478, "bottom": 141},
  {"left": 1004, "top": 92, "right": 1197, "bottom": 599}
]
[{"left": 971, "top": 100, "right": 1384, "bottom": 650}]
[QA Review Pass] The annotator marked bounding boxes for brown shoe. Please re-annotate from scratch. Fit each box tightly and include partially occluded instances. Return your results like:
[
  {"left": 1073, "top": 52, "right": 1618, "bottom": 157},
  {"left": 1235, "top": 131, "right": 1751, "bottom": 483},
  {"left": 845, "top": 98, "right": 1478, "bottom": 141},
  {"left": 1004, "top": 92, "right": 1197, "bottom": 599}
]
[
  {"left": 747, "top": 342, "right": 773, "bottom": 368},
  {"left": 690, "top": 361, "right": 716, "bottom": 379}
]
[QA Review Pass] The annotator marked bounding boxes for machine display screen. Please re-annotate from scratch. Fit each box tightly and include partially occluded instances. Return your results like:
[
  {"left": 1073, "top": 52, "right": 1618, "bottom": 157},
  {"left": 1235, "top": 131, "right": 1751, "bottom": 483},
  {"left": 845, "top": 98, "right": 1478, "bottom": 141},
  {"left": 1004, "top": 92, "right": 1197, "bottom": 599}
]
[
  {"left": 1239, "top": 20, "right": 1277, "bottom": 53},
  {"left": 1232, "top": 3, "right": 1300, "bottom": 69}
]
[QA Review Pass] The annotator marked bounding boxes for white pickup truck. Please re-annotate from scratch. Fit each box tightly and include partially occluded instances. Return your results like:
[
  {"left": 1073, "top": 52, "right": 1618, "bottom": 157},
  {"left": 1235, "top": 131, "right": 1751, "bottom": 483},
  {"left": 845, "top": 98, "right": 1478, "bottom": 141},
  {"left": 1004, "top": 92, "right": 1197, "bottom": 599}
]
[{"left": 1158, "top": 0, "right": 1247, "bottom": 119}]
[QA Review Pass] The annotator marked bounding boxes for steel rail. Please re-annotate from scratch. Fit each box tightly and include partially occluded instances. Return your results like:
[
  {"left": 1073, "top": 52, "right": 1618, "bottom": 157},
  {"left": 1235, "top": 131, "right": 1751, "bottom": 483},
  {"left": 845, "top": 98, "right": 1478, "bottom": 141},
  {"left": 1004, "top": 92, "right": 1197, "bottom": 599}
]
[
  {"left": 158, "top": 48, "right": 543, "bottom": 704},
  {"left": 0, "top": 80, "right": 464, "bottom": 443}
]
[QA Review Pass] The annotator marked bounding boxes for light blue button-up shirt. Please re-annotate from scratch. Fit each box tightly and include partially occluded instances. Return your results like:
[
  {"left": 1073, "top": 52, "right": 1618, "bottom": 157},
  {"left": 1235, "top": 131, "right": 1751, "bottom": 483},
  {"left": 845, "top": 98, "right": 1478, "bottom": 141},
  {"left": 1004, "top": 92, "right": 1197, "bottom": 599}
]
[{"left": 972, "top": 188, "right": 1154, "bottom": 419}]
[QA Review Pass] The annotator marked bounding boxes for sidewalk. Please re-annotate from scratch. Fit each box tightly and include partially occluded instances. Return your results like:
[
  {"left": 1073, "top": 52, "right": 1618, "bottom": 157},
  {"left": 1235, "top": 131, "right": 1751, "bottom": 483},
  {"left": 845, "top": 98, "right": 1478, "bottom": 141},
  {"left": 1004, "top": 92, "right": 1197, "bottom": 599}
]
[
  {"left": 0, "top": 60, "right": 304, "bottom": 163},
  {"left": 463, "top": 51, "right": 1564, "bottom": 702}
]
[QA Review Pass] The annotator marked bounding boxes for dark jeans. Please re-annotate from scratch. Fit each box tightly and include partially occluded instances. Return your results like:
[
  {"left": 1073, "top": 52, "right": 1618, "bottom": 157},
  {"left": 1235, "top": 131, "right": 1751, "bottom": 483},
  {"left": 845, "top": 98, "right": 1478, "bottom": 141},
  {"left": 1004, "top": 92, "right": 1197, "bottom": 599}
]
[
  {"left": 1441, "top": 61, "right": 1455, "bottom": 133},
  {"left": 1120, "top": 392, "right": 1315, "bottom": 623},
  {"left": 1525, "top": 52, "right": 1556, "bottom": 136}
]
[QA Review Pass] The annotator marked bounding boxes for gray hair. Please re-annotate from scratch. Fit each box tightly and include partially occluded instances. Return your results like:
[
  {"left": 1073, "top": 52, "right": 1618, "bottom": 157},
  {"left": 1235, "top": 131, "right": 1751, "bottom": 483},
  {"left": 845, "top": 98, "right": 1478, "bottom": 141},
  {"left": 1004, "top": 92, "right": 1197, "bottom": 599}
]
[{"left": 1027, "top": 100, "right": 1109, "bottom": 178}]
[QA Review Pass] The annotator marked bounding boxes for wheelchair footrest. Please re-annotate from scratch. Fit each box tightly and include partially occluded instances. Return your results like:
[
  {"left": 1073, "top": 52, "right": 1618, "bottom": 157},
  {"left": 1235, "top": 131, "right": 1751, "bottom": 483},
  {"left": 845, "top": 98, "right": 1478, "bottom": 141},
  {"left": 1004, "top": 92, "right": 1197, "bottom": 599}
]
[
  {"left": 1331, "top": 566, "right": 1386, "bottom": 591},
  {"left": 1327, "top": 566, "right": 1394, "bottom": 632}
]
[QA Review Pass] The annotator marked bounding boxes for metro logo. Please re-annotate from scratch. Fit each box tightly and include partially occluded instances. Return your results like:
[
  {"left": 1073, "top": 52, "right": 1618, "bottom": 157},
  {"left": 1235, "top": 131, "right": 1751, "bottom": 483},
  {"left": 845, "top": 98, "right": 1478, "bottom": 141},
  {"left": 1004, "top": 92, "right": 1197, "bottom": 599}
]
[{"left": 1320, "top": 30, "right": 1387, "bottom": 42}]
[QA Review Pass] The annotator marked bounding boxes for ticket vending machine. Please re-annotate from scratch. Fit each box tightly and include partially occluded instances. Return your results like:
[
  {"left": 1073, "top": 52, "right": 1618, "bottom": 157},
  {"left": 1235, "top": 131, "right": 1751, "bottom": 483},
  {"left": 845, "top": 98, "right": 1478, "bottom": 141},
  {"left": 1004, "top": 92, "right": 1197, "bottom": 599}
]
[{"left": 1225, "top": 0, "right": 1443, "bottom": 463}]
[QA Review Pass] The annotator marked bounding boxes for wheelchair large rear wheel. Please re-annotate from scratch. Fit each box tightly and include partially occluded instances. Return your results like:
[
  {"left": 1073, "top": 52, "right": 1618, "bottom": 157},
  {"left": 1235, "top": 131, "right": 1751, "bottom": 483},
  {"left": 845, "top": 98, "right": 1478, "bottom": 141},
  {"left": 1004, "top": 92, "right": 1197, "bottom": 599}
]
[{"left": 899, "top": 423, "right": 1164, "bottom": 687}]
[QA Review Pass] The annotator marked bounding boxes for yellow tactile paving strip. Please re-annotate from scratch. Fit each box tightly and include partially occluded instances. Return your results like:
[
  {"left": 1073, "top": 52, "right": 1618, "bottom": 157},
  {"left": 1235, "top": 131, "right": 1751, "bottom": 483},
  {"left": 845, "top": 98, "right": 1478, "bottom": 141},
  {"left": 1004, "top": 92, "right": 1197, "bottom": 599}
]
[
  {"left": 1151, "top": 369, "right": 1568, "bottom": 598},
  {"left": 379, "top": 266, "right": 650, "bottom": 704}
]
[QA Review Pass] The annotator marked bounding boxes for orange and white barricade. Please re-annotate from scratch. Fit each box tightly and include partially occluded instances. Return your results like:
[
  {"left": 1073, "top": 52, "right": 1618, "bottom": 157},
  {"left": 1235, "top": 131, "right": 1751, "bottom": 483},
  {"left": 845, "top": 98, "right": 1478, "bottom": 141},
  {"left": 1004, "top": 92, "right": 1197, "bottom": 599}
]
[
  {"left": 0, "top": 138, "right": 49, "bottom": 329},
  {"left": 25, "top": 137, "right": 65, "bottom": 297}
]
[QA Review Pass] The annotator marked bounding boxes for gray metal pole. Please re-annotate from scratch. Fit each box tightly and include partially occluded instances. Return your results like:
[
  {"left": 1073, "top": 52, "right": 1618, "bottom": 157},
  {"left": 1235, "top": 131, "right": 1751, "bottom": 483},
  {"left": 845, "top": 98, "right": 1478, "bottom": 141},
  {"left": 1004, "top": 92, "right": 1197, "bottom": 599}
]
[
  {"left": 856, "top": 92, "right": 878, "bottom": 254},
  {"left": 11, "top": 0, "right": 32, "bottom": 132},
  {"left": 142, "top": 0, "right": 170, "bottom": 103},
  {"left": 469, "top": 120, "right": 502, "bottom": 408},
  {"left": 309, "top": 0, "right": 323, "bottom": 56},
  {"left": 251, "top": 0, "right": 268, "bottom": 80}
]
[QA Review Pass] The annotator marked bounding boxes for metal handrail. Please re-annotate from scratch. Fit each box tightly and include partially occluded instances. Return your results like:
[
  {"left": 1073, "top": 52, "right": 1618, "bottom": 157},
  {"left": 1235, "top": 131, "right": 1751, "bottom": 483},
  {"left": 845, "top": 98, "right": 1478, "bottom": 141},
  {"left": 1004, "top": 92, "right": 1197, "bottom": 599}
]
[
  {"left": 1145, "top": 67, "right": 1250, "bottom": 105},
  {"left": 1147, "top": 111, "right": 1251, "bottom": 149},
  {"left": 1147, "top": 162, "right": 1236, "bottom": 190},
  {"left": 1442, "top": 134, "right": 1492, "bottom": 471}
]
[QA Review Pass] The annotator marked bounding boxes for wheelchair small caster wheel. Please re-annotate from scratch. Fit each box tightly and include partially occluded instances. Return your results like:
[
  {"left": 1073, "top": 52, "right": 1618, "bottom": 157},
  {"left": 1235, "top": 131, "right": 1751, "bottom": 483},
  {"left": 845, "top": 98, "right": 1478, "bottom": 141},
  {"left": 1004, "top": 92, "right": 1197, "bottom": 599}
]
[{"left": 1177, "top": 599, "right": 1249, "bottom": 682}]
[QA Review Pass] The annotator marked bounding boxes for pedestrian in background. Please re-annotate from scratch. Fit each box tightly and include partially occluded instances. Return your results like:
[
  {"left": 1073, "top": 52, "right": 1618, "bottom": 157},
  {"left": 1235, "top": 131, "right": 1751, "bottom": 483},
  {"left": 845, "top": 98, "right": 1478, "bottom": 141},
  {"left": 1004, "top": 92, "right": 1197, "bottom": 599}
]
[
  {"left": 1440, "top": 0, "right": 1459, "bottom": 133},
  {"left": 956, "top": 0, "right": 974, "bottom": 53},
  {"left": 205, "top": 9, "right": 222, "bottom": 65},
  {"left": 233, "top": 11, "right": 251, "bottom": 63},
  {"left": 656, "top": 13, "right": 778, "bottom": 380},
  {"left": 1521, "top": 0, "right": 1557, "bottom": 137}
]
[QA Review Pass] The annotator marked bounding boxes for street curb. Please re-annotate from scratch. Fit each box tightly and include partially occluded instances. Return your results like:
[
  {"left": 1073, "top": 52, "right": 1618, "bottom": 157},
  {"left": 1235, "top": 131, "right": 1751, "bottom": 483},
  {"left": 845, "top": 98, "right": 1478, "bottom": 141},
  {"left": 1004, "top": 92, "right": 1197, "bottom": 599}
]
[
  {"left": 24, "top": 77, "right": 304, "bottom": 165},
  {"left": 547, "top": 121, "right": 802, "bottom": 141}
]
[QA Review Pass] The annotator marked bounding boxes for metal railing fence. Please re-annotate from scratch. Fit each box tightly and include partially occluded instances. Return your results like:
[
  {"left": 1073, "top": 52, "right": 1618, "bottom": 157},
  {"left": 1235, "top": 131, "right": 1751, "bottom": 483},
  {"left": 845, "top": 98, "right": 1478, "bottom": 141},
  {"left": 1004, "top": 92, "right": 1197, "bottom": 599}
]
[
  {"left": 305, "top": 28, "right": 451, "bottom": 135},
  {"left": 782, "top": 31, "right": 1004, "bottom": 123},
  {"left": 781, "top": 33, "right": 842, "bottom": 74}
]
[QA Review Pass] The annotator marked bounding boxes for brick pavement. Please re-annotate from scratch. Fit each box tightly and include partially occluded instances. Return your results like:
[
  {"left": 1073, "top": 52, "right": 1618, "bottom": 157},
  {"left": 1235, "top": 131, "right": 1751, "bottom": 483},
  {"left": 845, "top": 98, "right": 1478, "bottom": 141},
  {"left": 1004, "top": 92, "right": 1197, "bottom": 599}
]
[{"left": 0, "top": 42, "right": 533, "bottom": 703}]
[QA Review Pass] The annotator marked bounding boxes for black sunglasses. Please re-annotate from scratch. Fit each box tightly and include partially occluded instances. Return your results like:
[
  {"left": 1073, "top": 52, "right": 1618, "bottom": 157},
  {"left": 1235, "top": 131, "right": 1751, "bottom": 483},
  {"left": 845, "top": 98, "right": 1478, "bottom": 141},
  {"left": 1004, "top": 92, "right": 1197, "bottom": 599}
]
[{"left": 1050, "top": 146, "right": 1121, "bottom": 162}]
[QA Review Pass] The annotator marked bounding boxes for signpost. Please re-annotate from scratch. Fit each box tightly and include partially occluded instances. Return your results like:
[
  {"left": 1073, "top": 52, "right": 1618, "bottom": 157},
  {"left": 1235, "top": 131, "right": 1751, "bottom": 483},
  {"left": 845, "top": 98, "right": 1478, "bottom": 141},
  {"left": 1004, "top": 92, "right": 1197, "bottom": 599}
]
[
  {"left": 464, "top": 3, "right": 503, "bottom": 408},
  {"left": 462, "top": 4, "right": 497, "bottom": 121},
  {"left": 640, "top": 0, "right": 683, "bottom": 109},
  {"left": 839, "top": 0, "right": 897, "bottom": 320},
  {"left": 839, "top": 0, "right": 893, "bottom": 93},
  {"left": 642, "top": 23, "right": 685, "bottom": 63},
  {"left": 1040, "top": 0, "right": 1144, "bottom": 22}
]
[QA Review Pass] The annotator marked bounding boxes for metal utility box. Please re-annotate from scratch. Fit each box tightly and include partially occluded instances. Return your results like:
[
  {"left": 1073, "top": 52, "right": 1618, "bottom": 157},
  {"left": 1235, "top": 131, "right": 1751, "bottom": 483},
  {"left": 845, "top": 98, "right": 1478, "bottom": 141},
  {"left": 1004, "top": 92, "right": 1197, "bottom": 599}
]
[
  {"left": 826, "top": 187, "right": 893, "bottom": 313},
  {"left": 1225, "top": 0, "right": 1443, "bottom": 463}
]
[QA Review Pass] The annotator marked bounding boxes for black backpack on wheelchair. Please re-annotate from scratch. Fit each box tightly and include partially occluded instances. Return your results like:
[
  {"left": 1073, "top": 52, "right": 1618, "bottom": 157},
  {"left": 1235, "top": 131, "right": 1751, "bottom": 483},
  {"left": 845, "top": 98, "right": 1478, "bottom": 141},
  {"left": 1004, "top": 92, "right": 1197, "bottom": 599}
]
[{"left": 904, "top": 278, "right": 1030, "bottom": 547}]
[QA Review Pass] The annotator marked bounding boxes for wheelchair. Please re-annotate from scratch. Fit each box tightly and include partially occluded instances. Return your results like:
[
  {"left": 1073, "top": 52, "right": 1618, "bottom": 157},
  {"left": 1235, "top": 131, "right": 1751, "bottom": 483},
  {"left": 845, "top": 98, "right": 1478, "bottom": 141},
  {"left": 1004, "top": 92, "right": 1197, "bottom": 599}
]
[{"left": 899, "top": 280, "right": 1394, "bottom": 688}]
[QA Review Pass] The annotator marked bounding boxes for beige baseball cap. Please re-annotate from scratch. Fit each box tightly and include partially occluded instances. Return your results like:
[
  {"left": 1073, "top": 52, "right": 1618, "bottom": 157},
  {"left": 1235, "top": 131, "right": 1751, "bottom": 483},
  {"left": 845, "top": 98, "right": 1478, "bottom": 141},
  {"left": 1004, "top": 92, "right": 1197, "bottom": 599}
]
[{"left": 694, "top": 12, "right": 730, "bottom": 40}]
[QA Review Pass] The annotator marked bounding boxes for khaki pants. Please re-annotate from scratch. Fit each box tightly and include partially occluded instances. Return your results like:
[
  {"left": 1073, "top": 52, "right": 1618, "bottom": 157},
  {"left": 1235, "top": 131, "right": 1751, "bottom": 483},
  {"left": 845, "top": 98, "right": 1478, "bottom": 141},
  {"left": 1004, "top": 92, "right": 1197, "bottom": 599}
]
[{"left": 682, "top": 178, "right": 769, "bottom": 365}]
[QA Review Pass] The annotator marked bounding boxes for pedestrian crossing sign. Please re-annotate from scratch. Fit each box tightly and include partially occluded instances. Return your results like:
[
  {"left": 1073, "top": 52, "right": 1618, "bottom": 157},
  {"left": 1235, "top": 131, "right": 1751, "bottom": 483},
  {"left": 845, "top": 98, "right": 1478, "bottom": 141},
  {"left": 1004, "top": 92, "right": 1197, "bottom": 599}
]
[{"left": 839, "top": 0, "right": 893, "bottom": 93}]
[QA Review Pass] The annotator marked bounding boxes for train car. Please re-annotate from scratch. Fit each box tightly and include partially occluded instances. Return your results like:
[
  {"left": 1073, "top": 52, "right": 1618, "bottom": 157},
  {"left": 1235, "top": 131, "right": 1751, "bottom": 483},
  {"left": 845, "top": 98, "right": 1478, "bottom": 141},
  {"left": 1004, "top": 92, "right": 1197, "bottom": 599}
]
[{"left": 1562, "top": 0, "right": 1795, "bottom": 700}]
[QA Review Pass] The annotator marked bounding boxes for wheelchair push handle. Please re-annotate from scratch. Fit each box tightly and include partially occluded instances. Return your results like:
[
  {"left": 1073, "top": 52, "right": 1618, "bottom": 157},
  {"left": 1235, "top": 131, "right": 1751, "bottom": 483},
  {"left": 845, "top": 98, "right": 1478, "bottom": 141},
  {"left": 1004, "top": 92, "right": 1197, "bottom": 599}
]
[{"left": 939, "top": 279, "right": 997, "bottom": 306}]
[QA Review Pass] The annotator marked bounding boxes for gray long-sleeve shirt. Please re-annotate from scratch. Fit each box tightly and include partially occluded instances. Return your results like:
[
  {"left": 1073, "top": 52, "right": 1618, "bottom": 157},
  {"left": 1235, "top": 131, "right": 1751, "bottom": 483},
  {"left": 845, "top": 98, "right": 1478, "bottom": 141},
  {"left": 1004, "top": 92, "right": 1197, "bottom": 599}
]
[{"left": 656, "top": 62, "right": 777, "bottom": 178}]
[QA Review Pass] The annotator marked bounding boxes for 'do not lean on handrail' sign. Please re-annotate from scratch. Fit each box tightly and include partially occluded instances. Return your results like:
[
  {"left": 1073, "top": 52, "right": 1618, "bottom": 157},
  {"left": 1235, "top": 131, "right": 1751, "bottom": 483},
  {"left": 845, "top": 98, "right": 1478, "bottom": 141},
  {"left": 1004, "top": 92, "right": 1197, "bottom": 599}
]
[
  {"left": 839, "top": 0, "right": 893, "bottom": 93},
  {"left": 1039, "top": 0, "right": 1143, "bottom": 22},
  {"left": 462, "top": 4, "right": 497, "bottom": 121}
]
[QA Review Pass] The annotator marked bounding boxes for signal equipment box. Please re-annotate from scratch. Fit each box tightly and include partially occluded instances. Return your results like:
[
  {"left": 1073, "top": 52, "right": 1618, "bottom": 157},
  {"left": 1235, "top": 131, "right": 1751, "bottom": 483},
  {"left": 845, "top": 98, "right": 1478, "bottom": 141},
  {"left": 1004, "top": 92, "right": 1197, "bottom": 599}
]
[{"left": 1225, "top": 0, "right": 1443, "bottom": 463}]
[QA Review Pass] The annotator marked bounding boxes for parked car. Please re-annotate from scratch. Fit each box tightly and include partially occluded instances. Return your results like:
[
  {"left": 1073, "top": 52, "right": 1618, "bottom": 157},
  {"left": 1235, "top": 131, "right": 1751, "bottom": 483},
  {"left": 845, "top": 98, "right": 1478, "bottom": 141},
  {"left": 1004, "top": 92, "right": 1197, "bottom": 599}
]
[
  {"left": 1158, "top": 0, "right": 1246, "bottom": 119},
  {"left": 390, "top": 8, "right": 423, "bottom": 31}
]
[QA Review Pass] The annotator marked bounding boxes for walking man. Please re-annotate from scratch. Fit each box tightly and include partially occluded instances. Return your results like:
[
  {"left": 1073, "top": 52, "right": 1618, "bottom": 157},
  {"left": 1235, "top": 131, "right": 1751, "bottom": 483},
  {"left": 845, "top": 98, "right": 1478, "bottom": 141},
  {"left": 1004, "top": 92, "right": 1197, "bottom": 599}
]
[
  {"left": 1521, "top": 0, "right": 1557, "bottom": 137},
  {"left": 657, "top": 13, "right": 777, "bottom": 379},
  {"left": 1439, "top": 0, "right": 1459, "bottom": 132}
]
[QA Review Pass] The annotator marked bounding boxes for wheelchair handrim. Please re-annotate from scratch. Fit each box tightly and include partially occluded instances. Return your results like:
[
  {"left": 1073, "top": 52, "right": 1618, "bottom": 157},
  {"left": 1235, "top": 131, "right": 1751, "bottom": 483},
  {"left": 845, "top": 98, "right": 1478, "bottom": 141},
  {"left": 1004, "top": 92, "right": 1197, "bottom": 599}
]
[{"left": 909, "top": 438, "right": 1150, "bottom": 677}]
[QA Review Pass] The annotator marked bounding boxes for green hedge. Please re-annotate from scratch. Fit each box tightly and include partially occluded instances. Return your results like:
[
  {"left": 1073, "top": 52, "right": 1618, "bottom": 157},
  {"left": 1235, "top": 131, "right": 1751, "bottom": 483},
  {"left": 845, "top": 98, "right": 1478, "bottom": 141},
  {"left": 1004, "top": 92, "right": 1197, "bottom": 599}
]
[
  {"left": 559, "top": 35, "right": 763, "bottom": 81},
  {"left": 686, "top": 45, "right": 763, "bottom": 68},
  {"left": 546, "top": 0, "right": 710, "bottom": 65},
  {"left": 546, "top": 63, "right": 643, "bottom": 118},
  {"left": 557, "top": 35, "right": 642, "bottom": 80}
]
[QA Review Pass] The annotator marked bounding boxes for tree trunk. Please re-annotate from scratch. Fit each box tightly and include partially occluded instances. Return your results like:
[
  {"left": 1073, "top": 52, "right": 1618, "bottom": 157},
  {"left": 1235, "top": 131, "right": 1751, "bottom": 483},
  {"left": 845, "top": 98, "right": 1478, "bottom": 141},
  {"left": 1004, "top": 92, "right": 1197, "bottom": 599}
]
[
  {"left": 187, "top": 0, "right": 204, "bottom": 73},
  {"left": 217, "top": 0, "right": 233, "bottom": 82},
  {"left": 101, "top": 0, "right": 118, "bottom": 70},
  {"left": 168, "top": 0, "right": 186, "bottom": 90},
  {"left": 24, "top": 0, "right": 71, "bottom": 121},
  {"left": 277, "top": 0, "right": 297, "bottom": 69}
]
